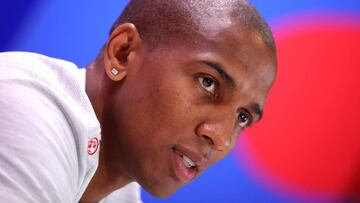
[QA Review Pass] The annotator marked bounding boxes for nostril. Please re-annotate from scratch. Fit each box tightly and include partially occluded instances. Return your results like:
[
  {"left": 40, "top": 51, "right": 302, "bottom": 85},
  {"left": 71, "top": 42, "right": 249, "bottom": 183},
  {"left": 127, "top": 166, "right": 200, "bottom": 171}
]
[{"left": 202, "top": 134, "right": 214, "bottom": 146}]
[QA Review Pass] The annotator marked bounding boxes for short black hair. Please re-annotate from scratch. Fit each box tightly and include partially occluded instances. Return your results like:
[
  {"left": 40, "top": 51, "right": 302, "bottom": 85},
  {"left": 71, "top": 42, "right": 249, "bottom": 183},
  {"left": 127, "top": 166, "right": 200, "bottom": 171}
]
[{"left": 111, "top": 0, "right": 276, "bottom": 55}]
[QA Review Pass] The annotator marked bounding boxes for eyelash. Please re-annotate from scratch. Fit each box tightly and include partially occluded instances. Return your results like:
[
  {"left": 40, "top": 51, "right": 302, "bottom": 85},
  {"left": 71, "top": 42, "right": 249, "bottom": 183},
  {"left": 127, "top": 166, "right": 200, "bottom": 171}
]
[
  {"left": 197, "top": 75, "right": 219, "bottom": 97},
  {"left": 237, "top": 110, "right": 253, "bottom": 128}
]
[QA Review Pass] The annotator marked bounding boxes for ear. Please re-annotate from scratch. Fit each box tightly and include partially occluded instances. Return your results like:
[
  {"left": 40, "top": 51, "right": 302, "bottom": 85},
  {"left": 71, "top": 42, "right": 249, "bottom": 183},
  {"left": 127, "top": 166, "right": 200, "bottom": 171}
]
[{"left": 104, "top": 23, "right": 142, "bottom": 81}]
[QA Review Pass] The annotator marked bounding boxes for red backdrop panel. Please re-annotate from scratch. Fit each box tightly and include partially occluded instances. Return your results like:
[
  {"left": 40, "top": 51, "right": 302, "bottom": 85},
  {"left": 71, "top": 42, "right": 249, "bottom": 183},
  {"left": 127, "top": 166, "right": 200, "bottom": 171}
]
[{"left": 241, "top": 16, "right": 360, "bottom": 200}]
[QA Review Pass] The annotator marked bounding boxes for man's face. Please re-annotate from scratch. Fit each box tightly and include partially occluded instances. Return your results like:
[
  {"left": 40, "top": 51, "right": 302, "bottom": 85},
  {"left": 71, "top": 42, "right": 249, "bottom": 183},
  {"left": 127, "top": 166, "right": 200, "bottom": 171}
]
[{"left": 104, "top": 25, "right": 276, "bottom": 197}]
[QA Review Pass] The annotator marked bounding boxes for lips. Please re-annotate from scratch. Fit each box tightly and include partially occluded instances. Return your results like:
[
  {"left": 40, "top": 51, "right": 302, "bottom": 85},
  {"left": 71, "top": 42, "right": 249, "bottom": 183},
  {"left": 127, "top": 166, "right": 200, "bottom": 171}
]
[{"left": 172, "top": 146, "right": 207, "bottom": 183}]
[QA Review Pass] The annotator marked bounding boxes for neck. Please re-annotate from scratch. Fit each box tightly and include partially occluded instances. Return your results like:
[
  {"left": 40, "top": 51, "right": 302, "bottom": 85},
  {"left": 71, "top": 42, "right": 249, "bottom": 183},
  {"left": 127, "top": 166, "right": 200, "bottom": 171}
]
[
  {"left": 79, "top": 145, "right": 131, "bottom": 202},
  {"left": 80, "top": 58, "right": 132, "bottom": 202}
]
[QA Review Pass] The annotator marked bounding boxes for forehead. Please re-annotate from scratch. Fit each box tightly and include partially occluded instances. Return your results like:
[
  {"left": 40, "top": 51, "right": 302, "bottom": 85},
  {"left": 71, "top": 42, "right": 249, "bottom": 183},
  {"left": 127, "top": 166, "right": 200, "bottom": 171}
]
[
  {"left": 199, "top": 25, "right": 277, "bottom": 96},
  {"left": 149, "top": 28, "right": 276, "bottom": 113},
  {"left": 149, "top": 23, "right": 277, "bottom": 98}
]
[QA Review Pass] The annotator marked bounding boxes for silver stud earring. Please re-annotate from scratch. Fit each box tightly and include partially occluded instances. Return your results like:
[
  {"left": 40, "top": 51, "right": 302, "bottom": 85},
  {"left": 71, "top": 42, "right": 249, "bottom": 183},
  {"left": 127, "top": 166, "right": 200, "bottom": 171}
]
[{"left": 111, "top": 68, "right": 119, "bottom": 76}]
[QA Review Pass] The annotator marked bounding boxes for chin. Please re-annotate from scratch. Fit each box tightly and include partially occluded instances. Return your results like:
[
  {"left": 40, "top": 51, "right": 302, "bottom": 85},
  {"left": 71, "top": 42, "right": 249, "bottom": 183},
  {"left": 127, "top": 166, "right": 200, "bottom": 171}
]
[
  {"left": 150, "top": 191, "right": 175, "bottom": 199},
  {"left": 142, "top": 182, "right": 180, "bottom": 198}
]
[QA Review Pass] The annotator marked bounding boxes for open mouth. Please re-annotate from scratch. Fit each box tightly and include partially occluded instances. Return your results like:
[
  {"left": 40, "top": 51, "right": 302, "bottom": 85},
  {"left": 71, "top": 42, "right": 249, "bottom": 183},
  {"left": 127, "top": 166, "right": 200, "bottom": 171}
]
[
  {"left": 182, "top": 154, "right": 197, "bottom": 169},
  {"left": 172, "top": 147, "right": 199, "bottom": 183}
]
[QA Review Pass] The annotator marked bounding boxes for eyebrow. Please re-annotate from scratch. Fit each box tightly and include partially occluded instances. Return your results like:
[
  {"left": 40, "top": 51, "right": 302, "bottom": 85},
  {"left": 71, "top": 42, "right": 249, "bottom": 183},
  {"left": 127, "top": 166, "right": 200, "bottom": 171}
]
[
  {"left": 250, "top": 103, "right": 263, "bottom": 121},
  {"left": 199, "top": 60, "right": 236, "bottom": 88}
]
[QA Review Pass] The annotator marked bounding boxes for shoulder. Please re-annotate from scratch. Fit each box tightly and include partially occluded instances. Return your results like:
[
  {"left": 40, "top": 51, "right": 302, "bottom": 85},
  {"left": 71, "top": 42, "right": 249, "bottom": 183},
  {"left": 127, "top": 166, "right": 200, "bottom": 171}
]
[
  {"left": 0, "top": 51, "right": 100, "bottom": 134},
  {"left": 0, "top": 75, "right": 79, "bottom": 202},
  {"left": 0, "top": 51, "right": 101, "bottom": 202},
  {"left": 0, "top": 51, "right": 78, "bottom": 72}
]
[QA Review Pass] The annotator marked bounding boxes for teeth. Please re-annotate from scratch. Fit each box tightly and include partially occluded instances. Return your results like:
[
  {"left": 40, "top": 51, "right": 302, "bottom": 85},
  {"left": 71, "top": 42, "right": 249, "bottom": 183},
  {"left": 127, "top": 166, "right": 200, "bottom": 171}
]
[{"left": 182, "top": 155, "right": 196, "bottom": 168}]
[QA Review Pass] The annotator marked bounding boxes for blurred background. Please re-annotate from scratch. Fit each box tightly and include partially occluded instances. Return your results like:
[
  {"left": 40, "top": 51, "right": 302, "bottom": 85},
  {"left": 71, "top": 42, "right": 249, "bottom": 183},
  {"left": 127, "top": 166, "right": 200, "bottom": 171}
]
[{"left": 1, "top": 0, "right": 360, "bottom": 202}]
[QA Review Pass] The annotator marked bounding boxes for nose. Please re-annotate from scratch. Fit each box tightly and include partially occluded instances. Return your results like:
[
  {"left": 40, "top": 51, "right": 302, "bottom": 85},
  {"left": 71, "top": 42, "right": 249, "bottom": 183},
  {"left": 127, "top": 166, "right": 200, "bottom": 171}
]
[{"left": 196, "top": 115, "right": 234, "bottom": 152}]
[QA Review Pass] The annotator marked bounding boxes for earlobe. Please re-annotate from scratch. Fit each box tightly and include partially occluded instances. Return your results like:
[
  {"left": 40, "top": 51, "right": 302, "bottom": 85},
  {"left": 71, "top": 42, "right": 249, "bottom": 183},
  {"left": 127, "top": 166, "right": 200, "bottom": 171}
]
[
  {"left": 106, "top": 67, "right": 127, "bottom": 81},
  {"left": 104, "top": 23, "right": 142, "bottom": 82}
]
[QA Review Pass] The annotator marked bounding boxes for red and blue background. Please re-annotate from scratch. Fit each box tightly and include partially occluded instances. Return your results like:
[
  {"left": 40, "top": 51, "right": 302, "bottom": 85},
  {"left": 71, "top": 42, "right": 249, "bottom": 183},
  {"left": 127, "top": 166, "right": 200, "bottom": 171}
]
[{"left": 1, "top": 0, "right": 359, "bottom": 202}]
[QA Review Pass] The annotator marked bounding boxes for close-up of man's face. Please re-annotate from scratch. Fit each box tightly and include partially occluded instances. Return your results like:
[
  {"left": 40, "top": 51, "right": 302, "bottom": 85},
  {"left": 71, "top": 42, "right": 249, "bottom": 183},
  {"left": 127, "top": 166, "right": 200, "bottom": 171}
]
[
  {"left": 2, "top": 0, "right": 360, "bottom": 202},
  {"left": 101, "top": 19, "right": 277, "bottom": 197}
]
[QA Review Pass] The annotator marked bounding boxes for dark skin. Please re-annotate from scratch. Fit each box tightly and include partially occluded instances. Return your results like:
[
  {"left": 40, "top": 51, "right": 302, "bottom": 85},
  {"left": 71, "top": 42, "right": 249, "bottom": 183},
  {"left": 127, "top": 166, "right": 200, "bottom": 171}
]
[{"left": 80, "top": 21, "right": 276, "bottom": 202}]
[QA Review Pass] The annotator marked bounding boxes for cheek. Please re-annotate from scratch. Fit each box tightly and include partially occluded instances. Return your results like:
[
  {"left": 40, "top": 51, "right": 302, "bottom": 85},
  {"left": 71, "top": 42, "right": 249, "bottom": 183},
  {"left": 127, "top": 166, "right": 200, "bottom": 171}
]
[
  {"left": 122, "top": 73, "right": 197, "bottom": 144},
  {"left": 149, "top": 81, "right": 196, "bottom": 134}
]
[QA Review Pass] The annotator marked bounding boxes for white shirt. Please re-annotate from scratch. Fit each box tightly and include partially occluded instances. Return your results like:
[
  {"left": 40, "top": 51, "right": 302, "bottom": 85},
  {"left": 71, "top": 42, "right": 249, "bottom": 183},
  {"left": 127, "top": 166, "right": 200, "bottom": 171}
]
[{"left": 0, "top": 52, "right": 142, "bottom": 203}]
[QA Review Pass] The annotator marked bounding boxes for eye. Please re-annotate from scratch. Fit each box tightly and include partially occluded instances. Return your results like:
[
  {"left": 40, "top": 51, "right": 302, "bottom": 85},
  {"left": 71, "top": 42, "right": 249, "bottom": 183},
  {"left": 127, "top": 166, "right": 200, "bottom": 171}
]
[
  {"left": 198, "top": 76, "right": 216, "bottom": 95},
  {"left": 238, "top": 111, "right": 251, "bottom": 128}
]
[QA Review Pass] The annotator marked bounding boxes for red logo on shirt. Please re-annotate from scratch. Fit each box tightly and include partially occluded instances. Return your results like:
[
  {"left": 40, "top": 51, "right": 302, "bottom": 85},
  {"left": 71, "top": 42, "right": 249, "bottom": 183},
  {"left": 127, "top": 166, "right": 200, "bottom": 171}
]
[{"left": 88, "top": 137, "right": 99, "bottom": 155}]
